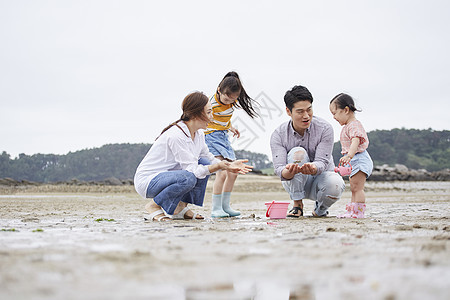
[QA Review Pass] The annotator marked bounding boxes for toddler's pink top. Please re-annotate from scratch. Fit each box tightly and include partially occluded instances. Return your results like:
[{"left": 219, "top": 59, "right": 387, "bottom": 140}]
[{"left": 340, "top": 120, "right": 369, "bottom": 154}]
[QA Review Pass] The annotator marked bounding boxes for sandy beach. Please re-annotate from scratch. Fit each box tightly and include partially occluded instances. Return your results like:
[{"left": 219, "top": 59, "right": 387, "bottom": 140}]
[{"left": 1, "top": 175, "right": 449, "bottom": 300}]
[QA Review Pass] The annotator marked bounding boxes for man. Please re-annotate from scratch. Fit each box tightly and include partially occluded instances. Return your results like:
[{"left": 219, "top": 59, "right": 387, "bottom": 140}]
[{"left": 270, "top": 85, "right": 345, "bottom": 217}]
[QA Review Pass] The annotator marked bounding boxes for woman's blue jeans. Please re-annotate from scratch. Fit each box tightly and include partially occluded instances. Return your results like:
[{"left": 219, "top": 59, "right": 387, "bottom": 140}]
[{"left": 145, "top": 158, "right": 210, "bottom": 215}]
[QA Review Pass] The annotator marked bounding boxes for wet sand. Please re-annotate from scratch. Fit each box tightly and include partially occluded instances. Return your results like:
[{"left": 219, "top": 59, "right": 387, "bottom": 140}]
[{"left": 1, "top": 175, "right": 449, "bottom": 299}]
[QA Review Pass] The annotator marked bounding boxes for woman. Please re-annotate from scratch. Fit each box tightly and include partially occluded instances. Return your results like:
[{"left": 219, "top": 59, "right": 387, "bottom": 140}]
[{"left": 134, "top": 91, "right": 253, "bottom": 221}]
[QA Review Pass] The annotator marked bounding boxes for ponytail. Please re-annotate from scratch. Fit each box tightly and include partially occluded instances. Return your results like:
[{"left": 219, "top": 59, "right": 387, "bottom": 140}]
[
  {"left": 218, "top": 72, "right": 258, "bottom": 119},
  {"left": 156, "top": 119, "right": 187, "bottom": 140}
]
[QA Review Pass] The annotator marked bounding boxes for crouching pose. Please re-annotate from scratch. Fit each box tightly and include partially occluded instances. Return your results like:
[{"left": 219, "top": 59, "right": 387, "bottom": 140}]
[
  {"left": 270, "top": 85, "right": 345, "bottom": 217},
  {"left": 134, "top": 92, "right": 253, "bottom": 221}
]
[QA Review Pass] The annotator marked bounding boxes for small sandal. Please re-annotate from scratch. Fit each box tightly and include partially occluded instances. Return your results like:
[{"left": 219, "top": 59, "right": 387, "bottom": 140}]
[
  {"left": 172, "top": 207, "right": 204, "bottom": 220},
  {"left": 145, "top": 209, "right": 171, "bottom": 222},
  {"left": 287, "top": 206, "right": 303, "bottom": 218}
]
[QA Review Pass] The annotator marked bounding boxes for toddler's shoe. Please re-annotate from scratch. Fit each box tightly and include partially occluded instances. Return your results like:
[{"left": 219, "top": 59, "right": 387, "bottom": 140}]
[
  {"left": 352, "top": 203, "right": 366, "bottom": 218},
  {"left": 338, "top": 203, "right": 365, "bottom": 218}
]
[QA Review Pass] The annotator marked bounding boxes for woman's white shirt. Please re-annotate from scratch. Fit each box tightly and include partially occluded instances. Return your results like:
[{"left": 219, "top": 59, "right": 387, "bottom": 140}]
[{"left": 134, "top": 121, "right": 220, "bottom": 198}]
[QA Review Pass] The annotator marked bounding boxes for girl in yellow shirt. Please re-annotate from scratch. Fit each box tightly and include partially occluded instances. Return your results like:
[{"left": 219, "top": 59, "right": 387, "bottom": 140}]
[{"left": 205, "top": 72, "right": 258, "bottom": 217}]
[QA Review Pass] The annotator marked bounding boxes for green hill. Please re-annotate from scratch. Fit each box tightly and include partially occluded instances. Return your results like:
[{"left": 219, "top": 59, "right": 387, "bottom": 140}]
[
  {"left": 0, "top": 144, "right": 272, "bottom": 183},
  {"left": 1, "top": 128, "right": 448, "bottom": 182}
]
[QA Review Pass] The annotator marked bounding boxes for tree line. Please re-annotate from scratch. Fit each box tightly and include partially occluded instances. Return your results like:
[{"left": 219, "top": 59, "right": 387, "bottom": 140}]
[
  {"left": 332, "top": 128, "right": 449, "bottom": 171},
  {"left": 0, "top": 144, "right": 272, "bottom": 183},
  {"left": 0, "top": 128, "right": 448, "bottom": 182}
]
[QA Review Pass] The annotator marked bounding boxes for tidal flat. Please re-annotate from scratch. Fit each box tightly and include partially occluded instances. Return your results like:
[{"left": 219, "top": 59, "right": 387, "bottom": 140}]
[{"left": 1, "top": 176, "right": 449, "bottom": 299}]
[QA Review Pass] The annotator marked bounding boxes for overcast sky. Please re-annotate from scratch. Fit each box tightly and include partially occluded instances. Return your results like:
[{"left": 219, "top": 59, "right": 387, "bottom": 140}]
[{"left": 1, "top": 0, "right": 449, "bottom": 159}]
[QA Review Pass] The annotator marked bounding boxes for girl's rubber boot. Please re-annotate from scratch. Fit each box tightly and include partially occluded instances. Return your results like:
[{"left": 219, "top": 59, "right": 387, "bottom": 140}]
[
  {"left": 338, "top": 202, "right": 366, "bottom": 218},
  {"left": 211, "top": 194, "right": 229, "bottom": 218},
  {"left": 221, "top": 192, "right": 240, "bottom": 217}
]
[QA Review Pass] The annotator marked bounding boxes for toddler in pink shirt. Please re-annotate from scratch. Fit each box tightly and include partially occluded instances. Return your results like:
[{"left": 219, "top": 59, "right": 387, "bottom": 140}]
[{"left": 330, "top": 93, "right": 373, "bottom": 218}]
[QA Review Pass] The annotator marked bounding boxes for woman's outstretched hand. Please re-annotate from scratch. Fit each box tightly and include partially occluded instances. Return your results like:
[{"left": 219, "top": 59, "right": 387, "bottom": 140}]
[{"left": 223, "top": 159, "right": 253, "bottom": 174}]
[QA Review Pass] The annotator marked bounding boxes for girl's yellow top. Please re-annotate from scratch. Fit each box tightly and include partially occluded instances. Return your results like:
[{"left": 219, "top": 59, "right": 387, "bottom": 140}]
[{"left": 204, "top": 93, "right": 236, "bottom": 134}]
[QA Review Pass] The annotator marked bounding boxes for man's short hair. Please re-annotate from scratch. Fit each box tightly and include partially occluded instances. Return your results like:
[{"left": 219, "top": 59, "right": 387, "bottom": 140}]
[{"left": 284, "top": 85, "right": 313, "bottom": 111}]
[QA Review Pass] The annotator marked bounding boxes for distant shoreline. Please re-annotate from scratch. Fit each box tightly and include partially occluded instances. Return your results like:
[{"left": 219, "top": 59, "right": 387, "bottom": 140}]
[
  {"left": 1, "top": 165, "right": 449, "bottom": 196},
  {"left": 1, "top": 164, "right": 449, "bottom": 189}
]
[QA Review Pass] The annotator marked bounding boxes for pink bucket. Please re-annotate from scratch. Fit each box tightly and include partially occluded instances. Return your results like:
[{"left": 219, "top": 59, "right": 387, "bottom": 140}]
[{"left": 265, "top": 201, "right": 290, "bottom": 219}]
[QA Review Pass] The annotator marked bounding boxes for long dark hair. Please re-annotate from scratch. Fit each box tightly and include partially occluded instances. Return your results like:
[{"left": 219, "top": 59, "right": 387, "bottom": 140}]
[
  {"left": 217, "top": 71, "right": 258, "bottom": 118},
  {"left": 157, "top": 92, "right": 210, "bottom": 140},
  {"left": 330, "top": 93, "right": 361, "bottom": 112}
]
